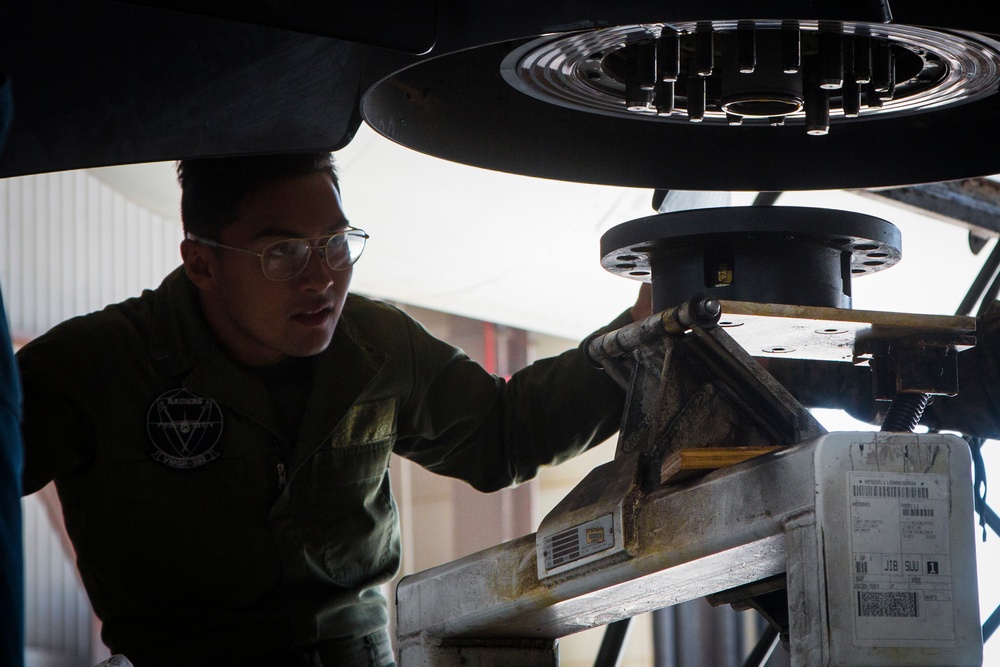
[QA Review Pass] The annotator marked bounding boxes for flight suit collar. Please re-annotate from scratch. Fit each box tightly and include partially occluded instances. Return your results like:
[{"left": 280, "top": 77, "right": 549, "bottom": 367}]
[{"left": 147, "top": 267, "right": 387, "bottom": 453}]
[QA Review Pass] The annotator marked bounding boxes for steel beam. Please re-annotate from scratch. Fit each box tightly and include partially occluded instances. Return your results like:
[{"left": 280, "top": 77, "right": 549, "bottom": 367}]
[
  {"left": 396, "top": 433, "right": 981, "bottom": 666},
  {"left": 397, "top": 438, "right": 816, "bottom": 641},
  {"left": 859, "top": 179, "right": 1000, "bottom": 238}
]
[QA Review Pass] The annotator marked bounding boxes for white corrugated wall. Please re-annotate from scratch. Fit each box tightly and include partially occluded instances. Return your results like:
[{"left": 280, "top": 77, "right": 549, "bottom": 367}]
[
  {"left": 2, "top": 169, "right": 182, "bottom": 666},
  {"left": 1, "top": 169, "right": 181, "bottom": 340}
]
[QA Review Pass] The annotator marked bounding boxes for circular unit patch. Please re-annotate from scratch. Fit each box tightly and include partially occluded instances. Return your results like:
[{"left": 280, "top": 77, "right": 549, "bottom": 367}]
[{"left": 146, "top": 388, "right": 224, "bottom": 469}]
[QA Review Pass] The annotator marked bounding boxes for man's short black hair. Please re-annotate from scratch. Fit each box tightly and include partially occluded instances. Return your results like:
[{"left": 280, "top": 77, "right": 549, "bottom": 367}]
[{"left": 177, "top": 152, "right": 338, "bottom": 239}]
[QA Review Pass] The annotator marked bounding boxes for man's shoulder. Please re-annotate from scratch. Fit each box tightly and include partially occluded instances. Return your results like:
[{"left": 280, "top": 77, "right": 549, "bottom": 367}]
[
  {"left": 18, "top": 279, "right": 168, "bottom": 363},
  {"left": 341, "top": 294, "right": 415, "bottom": 340}
]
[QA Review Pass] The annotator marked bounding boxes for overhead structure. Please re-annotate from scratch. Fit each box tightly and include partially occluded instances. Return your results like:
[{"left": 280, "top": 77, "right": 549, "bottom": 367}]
[
  {"left": 0, "top": 1, "right": 372, "bottom": 177},
  {"left": 3, "top": 3, "right": 1000, "bottom": 192}
]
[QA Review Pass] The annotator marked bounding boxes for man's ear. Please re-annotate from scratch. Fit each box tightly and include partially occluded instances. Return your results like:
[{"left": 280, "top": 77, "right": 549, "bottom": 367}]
[{"left": 180, "top": 238, "right": 216, "bottom": 291}]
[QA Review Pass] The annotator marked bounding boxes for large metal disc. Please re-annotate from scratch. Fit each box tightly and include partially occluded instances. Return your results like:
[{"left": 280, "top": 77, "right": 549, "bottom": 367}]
[{"left": 362, "top": 6, "right": 1000, "bottom": 190}]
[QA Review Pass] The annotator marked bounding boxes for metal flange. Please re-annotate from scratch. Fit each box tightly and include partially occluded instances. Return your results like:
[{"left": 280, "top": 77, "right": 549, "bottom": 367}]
[{"left": 600, "top": 206, "right": 901, "bottom": 310}]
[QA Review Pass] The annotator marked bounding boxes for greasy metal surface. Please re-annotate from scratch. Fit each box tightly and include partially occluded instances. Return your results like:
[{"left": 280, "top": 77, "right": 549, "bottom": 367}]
[
  {"left": 859, "top": 332, "right": 966, "bottom": 397},
  {"left": 684, "top": 324, "right": 827, "bottom": 445},
  {"left": 591, "top": 303, "right": 824, "bottom": 465},
  {"left": 396, "top": 437, "right": 820, "bottom": 640},
  {"left": 397, "top": 636, "right": 558, "bottom": 667},
  {"left": 396, "top": 433, "right": 982, "bottom": 666},
  {"left": 587, "top": 297, "right": 722, "bottom": 362},
  {"left": 715, "top": 301, "right": 976, "bottom": 362},
  {"left": 534, "top": 454, "right": 639, "bottom": 579}
]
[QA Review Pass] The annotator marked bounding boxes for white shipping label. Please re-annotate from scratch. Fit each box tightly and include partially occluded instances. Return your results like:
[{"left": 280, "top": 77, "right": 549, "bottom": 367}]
[{"left": 848, "top": 471, "right": 955, "bottom": 646}]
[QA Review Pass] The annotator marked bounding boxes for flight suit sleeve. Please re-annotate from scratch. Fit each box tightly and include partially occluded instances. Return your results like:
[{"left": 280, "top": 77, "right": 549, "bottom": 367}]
[
  {"left": 392, "top": 310, "right": 632, "bottom": 492},
  {"left": 16, "top": 321, "right": 100, "bottom": 495}
]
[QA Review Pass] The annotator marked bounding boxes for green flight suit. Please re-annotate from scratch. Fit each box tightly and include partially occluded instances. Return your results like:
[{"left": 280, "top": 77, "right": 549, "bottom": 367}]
[{"left": 18, "top": 267, "right": 630, "bottom": 665}]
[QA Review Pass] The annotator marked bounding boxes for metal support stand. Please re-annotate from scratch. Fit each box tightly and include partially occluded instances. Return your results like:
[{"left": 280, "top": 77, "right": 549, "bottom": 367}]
[
  {"left": 396, "top": 300, "right": 982, "bottom": 666},
  {"left": 741, "top": 626, "right": 780, "bottom": 667},
  {"left": 396, "top": 431, "right": 982, "bottom": 666}
]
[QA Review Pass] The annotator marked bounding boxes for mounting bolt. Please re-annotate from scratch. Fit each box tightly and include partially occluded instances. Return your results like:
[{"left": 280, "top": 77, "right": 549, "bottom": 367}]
[
  {"left": 632, "top": 40, "right": 657, "bottom": 91},
  {"left": 737, "top": 20, "right": 756, "bottom": 74},
  {"left": 843, "top": 77, "right": 862, "bottom": 117},
  {"left": 805, "top": 83, "right": 831, "bottom": 135},
  {"left": 781, "top": 20, "right": 801, "bottom": 73},
  {"left": 695, "top": 297, "right": 723, "bottom": 322},
  {"left": 655, "top": 80, "right": 675, "bottom": 115},
  {"left": 695, "top": 23, "right": 714, "bottom": 76},
  {"left": 688, "top": 74, "right": 706, "bottom": 121},
  {"left": 658, "top": 29, "right": 680, "bottom": 82},
  {"left": 625, "top": 74, "right": 650, "bottom": 111},
  {"left": 853, "top": 33, "right": 873, "bottom": 83},
  {"left": 819, "top": 23, "right": 844, "bottom": 90},
  {"left": 879, "top": 51, "right": 896, "bottom": 101},
  {"left": 872, "top": 39, "right": 893, "bottom": 93},
  {"left": 866, "top": 81, "right": 884, "bottom": 108}
]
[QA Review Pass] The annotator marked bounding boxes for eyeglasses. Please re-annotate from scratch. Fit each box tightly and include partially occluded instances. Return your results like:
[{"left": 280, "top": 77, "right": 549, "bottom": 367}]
[{"left": 185, "top": 227, "right": 369, "bottom": 281}]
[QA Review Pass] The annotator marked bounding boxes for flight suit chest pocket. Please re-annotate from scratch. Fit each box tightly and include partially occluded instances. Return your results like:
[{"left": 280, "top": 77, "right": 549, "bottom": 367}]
[
  {"left": 289, "top": 398, "right": 400, "bottom": 588},
  {"left": 311, "top": 397, "right": 397, "bottom": 487},
  {"left": 329, "top": 398, "right": 397, "bottom": 449}
]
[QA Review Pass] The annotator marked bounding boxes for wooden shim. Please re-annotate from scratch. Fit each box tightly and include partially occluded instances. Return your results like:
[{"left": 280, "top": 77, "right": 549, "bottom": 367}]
[{"left": 660, "top": 446, "right": 783, "bottom": 485}]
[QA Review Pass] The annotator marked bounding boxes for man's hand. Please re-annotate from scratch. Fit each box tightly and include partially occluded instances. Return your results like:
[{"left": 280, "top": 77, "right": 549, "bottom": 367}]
[{"left": 630, "top": 282, "right": 653, "bottom": 322}]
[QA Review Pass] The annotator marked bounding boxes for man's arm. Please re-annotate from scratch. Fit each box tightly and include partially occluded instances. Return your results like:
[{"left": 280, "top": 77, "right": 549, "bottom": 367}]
[
  {"left": 17, "top": 320, "right": 99, "bottom": 495},
  {"left": 630, "top": 282, "right": 653, "bottom": 323},
  {"left": 391, "top": 288, "right": 650, "bottom": 492}
]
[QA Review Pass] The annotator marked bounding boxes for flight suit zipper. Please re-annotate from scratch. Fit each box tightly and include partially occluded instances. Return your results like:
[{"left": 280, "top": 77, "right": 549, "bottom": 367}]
[{"left": 277, "top": 462, "right": 287, "bottom": 491}]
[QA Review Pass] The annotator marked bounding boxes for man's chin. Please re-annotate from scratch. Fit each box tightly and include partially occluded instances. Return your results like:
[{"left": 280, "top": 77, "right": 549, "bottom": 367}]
[{"left": 286, "top": 329, "right": 336, "bottom": 358}]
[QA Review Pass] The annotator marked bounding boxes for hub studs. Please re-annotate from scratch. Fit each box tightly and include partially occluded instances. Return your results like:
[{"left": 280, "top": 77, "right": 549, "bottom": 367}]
[{"left": 617, "top": 20, "right": 902, "bottom": 134}]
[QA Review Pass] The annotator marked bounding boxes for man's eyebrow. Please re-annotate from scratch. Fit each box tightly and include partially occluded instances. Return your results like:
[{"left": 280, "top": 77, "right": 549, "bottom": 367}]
[
  {"left": 251, "top": 227, "right": 299, "bottom": 241},
  {"left": 250, "top": 222, "right": 351, "bottom": 241}
]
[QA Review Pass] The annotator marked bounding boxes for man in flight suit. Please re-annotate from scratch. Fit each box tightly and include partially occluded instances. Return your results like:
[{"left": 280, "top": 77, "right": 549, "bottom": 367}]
[{"left": 17, "top": 153, "right": 651, "bottom": 666}]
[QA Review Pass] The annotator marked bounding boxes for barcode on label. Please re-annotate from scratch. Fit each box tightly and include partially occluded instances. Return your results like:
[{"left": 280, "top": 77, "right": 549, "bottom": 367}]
[
  {"left": 852, "top": 485, "right": 929, "bottom": 499},
  {"left": 858, "top": 591, "right": 918, "bottom": 617},
  {"left": 902, "top": 508, "right": 934, "bottom": 517}
]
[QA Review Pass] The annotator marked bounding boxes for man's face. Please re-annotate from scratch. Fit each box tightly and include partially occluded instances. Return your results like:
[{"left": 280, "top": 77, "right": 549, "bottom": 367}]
[{"left": 184, "top": 171, "right": 353, "bottom": 365}]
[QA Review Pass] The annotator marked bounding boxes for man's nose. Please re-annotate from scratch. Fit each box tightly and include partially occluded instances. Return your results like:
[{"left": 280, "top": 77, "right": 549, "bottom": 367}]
[{"left": 297, "top": 248, "right": 335, "bottom": 290}]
